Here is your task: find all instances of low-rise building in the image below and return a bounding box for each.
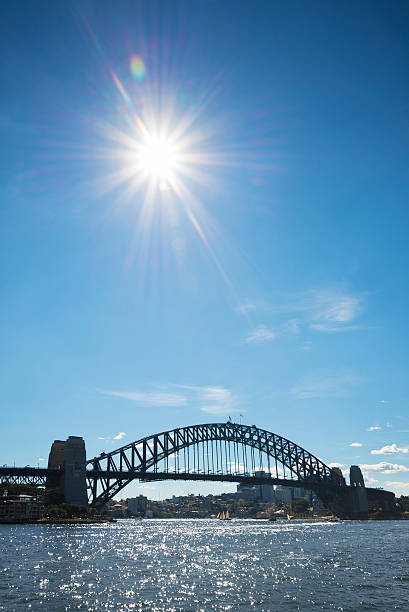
[107,501,127,518]
[0,494,43,523]
[236,484,258,500]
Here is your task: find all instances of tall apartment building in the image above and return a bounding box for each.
[126,495,147,516]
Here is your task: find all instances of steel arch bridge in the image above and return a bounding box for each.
[86,422,342,507]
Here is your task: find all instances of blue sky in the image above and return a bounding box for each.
[1,0,409,500]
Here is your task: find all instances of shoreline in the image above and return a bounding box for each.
[1,515,408,525]
[0,517,116,525]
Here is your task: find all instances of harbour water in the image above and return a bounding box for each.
[0,519,408,611]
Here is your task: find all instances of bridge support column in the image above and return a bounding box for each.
[48,436,87,506]
[348,465,369,519]
[61,436,87,506]
[316,465,369,519]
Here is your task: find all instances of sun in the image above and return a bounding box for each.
[137,134,180,186]
[97,67,236,274]
[91,67,239,299]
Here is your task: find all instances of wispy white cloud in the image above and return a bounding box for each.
[368,425,381,431]
[309,323,363,333]
[281,319,300,335]
[201,404,232,415]
[244,319,300,345]
[371,444,409,455]
[244,325,276,344]
[137,484,155,490]
[267,287,366,332]
[328,462,345,469]
[240,287,366,345]
[385,481,409,495]
[175,384,230,403]
[97,432,126,443]
[359,462,409,474]
[349,442,362,447]
[365,477,379,486]
[174,384,240,417]
[314,293,362,323]
[291,372,363,400]
[237,302,257,315]
[307,289,365,332]
[38,458,45,462]
[98,383,241,419]
[99,389,188,407]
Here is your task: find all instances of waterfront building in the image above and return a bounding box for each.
[274,485,313,505]
[236,473,275,502]
[236,484,258,500]
[108,502,126,518]
[105,498,128,518]
[126,495,147,516]
[0,494,43,523]
[274,485,292,504]
[254,471,275,502]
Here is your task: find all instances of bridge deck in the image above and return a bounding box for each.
[1,466,337,490]
[86,470,335,489]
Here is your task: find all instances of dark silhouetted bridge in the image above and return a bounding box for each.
[0,422,396,519]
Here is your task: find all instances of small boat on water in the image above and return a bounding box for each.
[218,510,232,521]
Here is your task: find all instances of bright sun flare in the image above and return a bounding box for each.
[94,63,244,302]
[137,134,181,187]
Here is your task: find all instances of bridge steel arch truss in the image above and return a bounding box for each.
[86,422,340,507]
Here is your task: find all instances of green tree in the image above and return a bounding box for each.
[0,483,39,498]
[42,488,65,506]
[45,504,67,519]
[398,496,409,512]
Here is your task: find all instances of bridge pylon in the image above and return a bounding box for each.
[47,436,87,506]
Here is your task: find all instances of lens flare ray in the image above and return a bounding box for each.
[76,21,278,310]
[93,65,242,298]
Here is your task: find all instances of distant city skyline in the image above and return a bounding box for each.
[1,1,409,499]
